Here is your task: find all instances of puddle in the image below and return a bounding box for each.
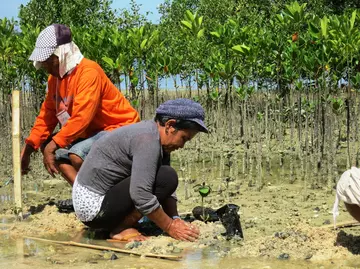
[0,235,328,269]
[0,233,359,269]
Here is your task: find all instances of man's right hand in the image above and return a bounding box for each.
[43,140,59,177]
[20,144,34,175]
[167,218,200,241]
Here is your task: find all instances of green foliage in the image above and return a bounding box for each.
[2,0,360,108]
[18,0,116,29]
[180,10,205,38]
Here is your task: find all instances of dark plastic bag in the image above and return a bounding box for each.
[56,198,74,213]
[216,204,244,240]
[192,203,244,240]
[192,206,219,222]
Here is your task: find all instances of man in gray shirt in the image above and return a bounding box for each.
[72,98,208,241]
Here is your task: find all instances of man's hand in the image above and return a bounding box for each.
[147,207,199,241]
[21,144,35,175]
[43,140,59,177]
[167,218,200,241]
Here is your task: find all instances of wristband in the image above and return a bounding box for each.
[172,216,181,220]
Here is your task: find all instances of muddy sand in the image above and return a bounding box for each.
[1,175,360,268]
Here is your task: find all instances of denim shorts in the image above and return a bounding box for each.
[42,131,107,161]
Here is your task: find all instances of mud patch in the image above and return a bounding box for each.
[0,205,84,237]
[229,222,356,262]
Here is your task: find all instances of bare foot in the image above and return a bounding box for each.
[110,228,148,242]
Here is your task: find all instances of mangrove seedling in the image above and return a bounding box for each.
[194,182,212,222]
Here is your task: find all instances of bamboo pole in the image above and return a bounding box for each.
[24,236,182,261]
[12,90,22,219]
[321,220,360,230]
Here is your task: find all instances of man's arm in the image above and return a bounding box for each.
[161,197,179,218]
[25,80,58,150]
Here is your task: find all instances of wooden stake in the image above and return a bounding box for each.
[106,239,128,243]
[321,220,360,229]
[12,90,22,219]
[24,236,182,261]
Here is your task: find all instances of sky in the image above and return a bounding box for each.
[0,0,163,23]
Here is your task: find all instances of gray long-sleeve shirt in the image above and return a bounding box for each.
[76,120,173,215]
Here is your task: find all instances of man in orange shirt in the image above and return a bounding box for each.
[21,24,140,186]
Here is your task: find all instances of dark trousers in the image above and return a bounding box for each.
[84,165,178,231]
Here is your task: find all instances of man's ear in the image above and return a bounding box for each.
[165,119,177,134]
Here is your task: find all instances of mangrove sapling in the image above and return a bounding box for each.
[303,95,313,184]
[326,98,339,188]
[224,151,235,202]
[255,113,264,190]
[242,143,247,175]
[193,182,212,222]
[314,91,322,177]
[219,152,225,184]
[264,93,271,174]
[326,110,335,190]
[296,93,305,182]
[350,98,357,167]
[233,152,240,186]
[248,147,254,187]
[289,97,295,184]
[256,140,264,191]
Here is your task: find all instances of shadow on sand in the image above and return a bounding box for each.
[336,230,360,254]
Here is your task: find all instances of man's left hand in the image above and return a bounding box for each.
[43,140,60,177]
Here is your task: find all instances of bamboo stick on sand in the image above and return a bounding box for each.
[24,236,182,261]
[321,220,360,229]
[12,90,22,219]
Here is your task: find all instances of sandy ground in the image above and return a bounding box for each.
[1,176,360,267]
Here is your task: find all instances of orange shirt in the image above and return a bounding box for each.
[26,58,140,149]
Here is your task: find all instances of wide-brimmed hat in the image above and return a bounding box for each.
[155,98,209,133]
[29,24,72,62]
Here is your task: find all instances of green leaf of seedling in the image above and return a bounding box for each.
[232,44,250,55]
[320,16,328,39]
[139,26,144,37]
[350,10,356,31]
[199,186,211,197]
[276,14,285,24]
[102,56,115,68]
[197,28,205,39]
[210,31,220,38]
[181,20,192,30]
[229,19,237,26]
[198,16,203,27]
[140,39,148,50]
[308,22,319,38]
[185,10,195,22]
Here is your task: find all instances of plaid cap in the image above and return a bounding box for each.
[156,98,209,133]
[29,24,72,62]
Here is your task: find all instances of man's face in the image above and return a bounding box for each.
[40,55,60,77]
[162,120,198,153]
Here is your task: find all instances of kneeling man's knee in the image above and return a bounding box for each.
[157,165,178,190]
